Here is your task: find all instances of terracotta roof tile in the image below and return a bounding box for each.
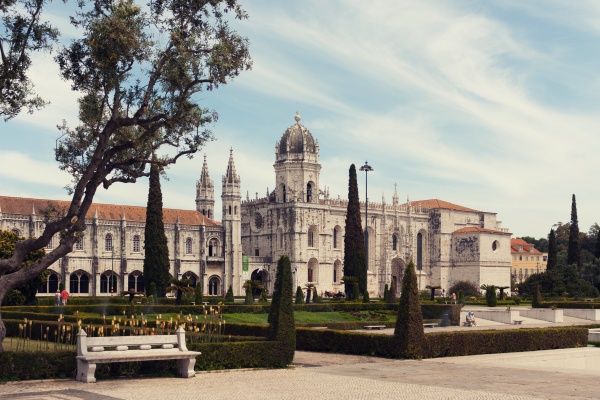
[453,227,509,235]
[0,196,217,226]
[411,199,480,212]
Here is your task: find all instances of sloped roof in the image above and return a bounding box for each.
[453,227,510,235]
[411,199,480,213]
[510,238,541,254]
[0,196,217,226]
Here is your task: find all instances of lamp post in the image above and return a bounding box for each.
[359,161,373,271]
[110,245,115,295]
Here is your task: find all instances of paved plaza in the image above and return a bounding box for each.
[2,307,599,400]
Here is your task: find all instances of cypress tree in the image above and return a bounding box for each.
[595,231,600,259]
[194,285,203,305]
[344,164,367,294]
[267,255,295,365]
[387,279,397,304]
[295,286,304,304]
[394,260,426,359]
[143,162,170,298]
[547,228,557,271]
[567,194,582,267]
[383,283,389,302]
[362,290,370,303]
[532,283,542,308]
[224,285,234,303]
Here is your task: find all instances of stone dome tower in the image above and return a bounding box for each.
[274,112,321,203]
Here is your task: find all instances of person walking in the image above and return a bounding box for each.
[451,292,457,304]
[61,288,69,306]
[55,290,61,306]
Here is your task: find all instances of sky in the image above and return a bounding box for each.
[2,0,600,239]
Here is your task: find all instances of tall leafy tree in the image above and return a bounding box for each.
[143,162,171,298]
[0,0,251,350]
[394,260,425,359]
[567,194,582,267]
[343,164,366,294]
[0,0,59,120]
[547,228,557,271]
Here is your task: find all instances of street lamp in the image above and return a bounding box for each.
[359,161,373,271]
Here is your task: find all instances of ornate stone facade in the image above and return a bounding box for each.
[1,113,512,298]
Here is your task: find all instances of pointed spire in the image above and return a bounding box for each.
[382,192,386,204]
[393,183,399,205]
[94,208,98,219]
[31,204,36,215]
[199,154,212,188]
[224,147,239,184]
[246,191,250,201]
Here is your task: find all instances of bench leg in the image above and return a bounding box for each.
[177,357,196,378]
[77,360,97,383]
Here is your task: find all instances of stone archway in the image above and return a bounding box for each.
[251,269,267,297]
[391,257,405,295]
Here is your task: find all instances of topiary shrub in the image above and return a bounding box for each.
[394,260,425,359]
[532,283,542,308]
[267,255,295,365]
[458,290,465,305]
[295,286,304,304]
[244,282,254,305]
[259,289,268,303]
[363,290,370,303]
[353,284,360,303]
[312,288,323,304]
[387,279,397,304]
[383,284,389,302]
[225,285,234,303]
[195,286,203,305]
[483,284,497,307]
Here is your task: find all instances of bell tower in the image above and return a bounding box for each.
[221,148,242,295]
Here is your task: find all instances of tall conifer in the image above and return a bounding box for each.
[344,164,367,294]
[595,231,600,259]
[143,162,171,298]
[394,260,425,359]
[267,255,295,366]
[567,194,582,267]
[547,228,557,271]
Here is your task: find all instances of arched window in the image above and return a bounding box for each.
[128,271,144,292]
[333,260,341,283]
[234,205,237,215]
[208,276,220,296]
[308,230,314,247]
[208,209,212,219]
[228,205,232,215]
[182,271,198,286]
[392,234,397,251]
[416,232,423,270]
[208,238,220,257]
[307,258,318,283]
[100,271,118,293]
[132,235,140,252]
[278,229,284,249]
[306,183,313,202]
[105,233,113,252]
[70,271,90,294]
[333,228,338,249]
[185,237,193,255]
[281,184,286,203]
[39,271,60,293]
[75,236,84,251]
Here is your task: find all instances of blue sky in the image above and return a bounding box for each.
[2,0,600,239]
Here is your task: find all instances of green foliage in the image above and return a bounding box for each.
[259,289,267,303]
[387,279,397,304]
[304,283,313,304]
[296,327,587,359]
[244,283,254,305]
[165,279,195,305]
[312,288,323,304]
[448,281,480,297]
[521,264,600,298]
[295,286,304,304]
[394,260,425,359]
[363,290,370,303]
[195,286,203,305]
[458,290,465,305]
[532,283,542,308]
[143,163,171,298]
[343,164,366,294]
[267,256,295,365]
[352,285,360,303]
[482,284,497,307]
[383,284,389,302]
[341,276,358,301]
[224,285,234,303]
[547,228,558,271]
[0,230,47,306]
[567,194,582,267]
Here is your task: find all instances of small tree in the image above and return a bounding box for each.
[383,283,389,302]
[224,285,234,303]
[304,283,314,304]
[363,290,370,303]
[267,256,295,366]
[458,290,465,305]
[244,281,254,305]
[532,283,542,308]
[312,287,323,303]
[148,282,157,305]
[448,281,480,297]
[343,164,366,294]
[547,229,558,271]
[166,279,195,305]
[295,286,304,304]
[194,286,203,305]
[387,279,397,304]
[481,284,497,307]
[259,289,268,303]
[394,260,426,359]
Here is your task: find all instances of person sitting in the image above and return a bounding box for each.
[466,311,477,327]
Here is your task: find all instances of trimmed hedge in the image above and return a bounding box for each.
[0,340,288,382]
[296,326,588,359]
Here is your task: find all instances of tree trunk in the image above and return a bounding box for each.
[0,311,5,351]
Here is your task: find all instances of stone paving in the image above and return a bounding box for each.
[2,308,599,400]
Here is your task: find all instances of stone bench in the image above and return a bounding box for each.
[513,320,523,325]
[423,323,438,328]
[76,326,200,383]
[363,325,386,330]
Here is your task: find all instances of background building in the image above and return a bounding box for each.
[511,238,548,284]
